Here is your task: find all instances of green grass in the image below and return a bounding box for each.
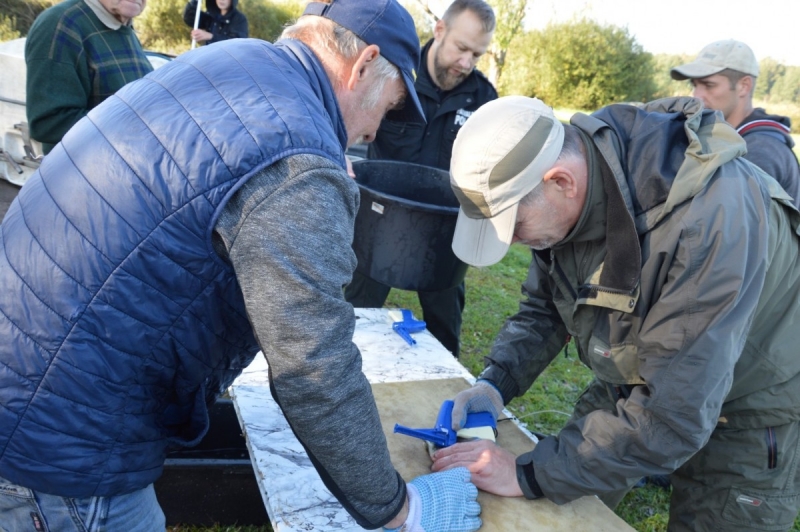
[175,243,800,532]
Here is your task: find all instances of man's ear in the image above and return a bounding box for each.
[737,75,754,98]
[433,19,446,41]
[542,165,579,199]
[346,44,381,91]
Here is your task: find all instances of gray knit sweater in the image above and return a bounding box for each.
[213,153,406,528]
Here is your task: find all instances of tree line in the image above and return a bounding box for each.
[2,0,799,124]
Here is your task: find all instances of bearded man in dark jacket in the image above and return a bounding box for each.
[346,0,498,359]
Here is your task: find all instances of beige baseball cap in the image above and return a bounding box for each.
[671,39,759,80]
[450,96,564,267]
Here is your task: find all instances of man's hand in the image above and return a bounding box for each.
[383,467,481,532]
[451,379,504,430]
[191,29,213,43]
[432,440,524,498]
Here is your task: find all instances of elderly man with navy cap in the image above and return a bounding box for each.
[0,1,481,531]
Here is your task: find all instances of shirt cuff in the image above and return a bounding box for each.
[516,452,545,500]
[478,365,518,404]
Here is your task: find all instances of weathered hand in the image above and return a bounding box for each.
[432,439,524,498]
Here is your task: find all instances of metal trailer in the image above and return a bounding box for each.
[0,38,173,187]
[0,38,42,187]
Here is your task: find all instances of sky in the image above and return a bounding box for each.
[409,0,800,67]
[524,0,800,66]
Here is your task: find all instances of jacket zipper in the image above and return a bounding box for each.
[766,426,777,469]
[553,259,578,300]
[587,285,637,296]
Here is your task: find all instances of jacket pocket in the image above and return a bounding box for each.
[721,487,800,530]
[380,119,421,138]
[373,120,422,161]
[587,336,643,384]
[162,382,211,447]
[439,125,460,167]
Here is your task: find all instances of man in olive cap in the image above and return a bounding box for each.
[671,39,800,208]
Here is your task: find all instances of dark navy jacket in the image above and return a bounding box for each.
[367,39,497,170]
[736,108,800,209]
[183,0,249,44]
[0,38,346,497]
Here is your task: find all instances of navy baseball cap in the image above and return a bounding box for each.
[303,0,426,124]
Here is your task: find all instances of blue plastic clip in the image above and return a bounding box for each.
[392,309,426,346]
[393,400,497,449]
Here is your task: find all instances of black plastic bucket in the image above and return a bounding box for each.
[352,160,467,291]
[154,399,269,526]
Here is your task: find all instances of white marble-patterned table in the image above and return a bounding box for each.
[230,307,638,532]
[230,307,500,531]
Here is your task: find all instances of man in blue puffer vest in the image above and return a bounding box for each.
[0,1,482,531]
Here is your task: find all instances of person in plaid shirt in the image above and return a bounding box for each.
[25,0,153,155]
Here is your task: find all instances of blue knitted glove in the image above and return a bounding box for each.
[451,379,504,430]
[383,467,481,532]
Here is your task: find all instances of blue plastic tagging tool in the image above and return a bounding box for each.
[393,400,497,448]
[391,308,426,346]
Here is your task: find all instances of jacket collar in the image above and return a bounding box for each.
[555,133,607,246]
[84,0,128,29]
[566,97,748,312]
[741,107,792,130]
[569,128,641,312]
[275,39,349,158]
[574,97,745,228]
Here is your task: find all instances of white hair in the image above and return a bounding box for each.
[281,15,400,102]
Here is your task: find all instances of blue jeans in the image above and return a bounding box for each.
[0,476,165,532]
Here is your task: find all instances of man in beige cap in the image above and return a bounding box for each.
[671,39,800,208]
[429,95,800,531]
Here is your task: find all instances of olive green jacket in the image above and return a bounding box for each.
[481,97,800,503]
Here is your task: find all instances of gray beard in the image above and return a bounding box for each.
[433,54,467,91]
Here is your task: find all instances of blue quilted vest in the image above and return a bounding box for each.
[0,38,347,497]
